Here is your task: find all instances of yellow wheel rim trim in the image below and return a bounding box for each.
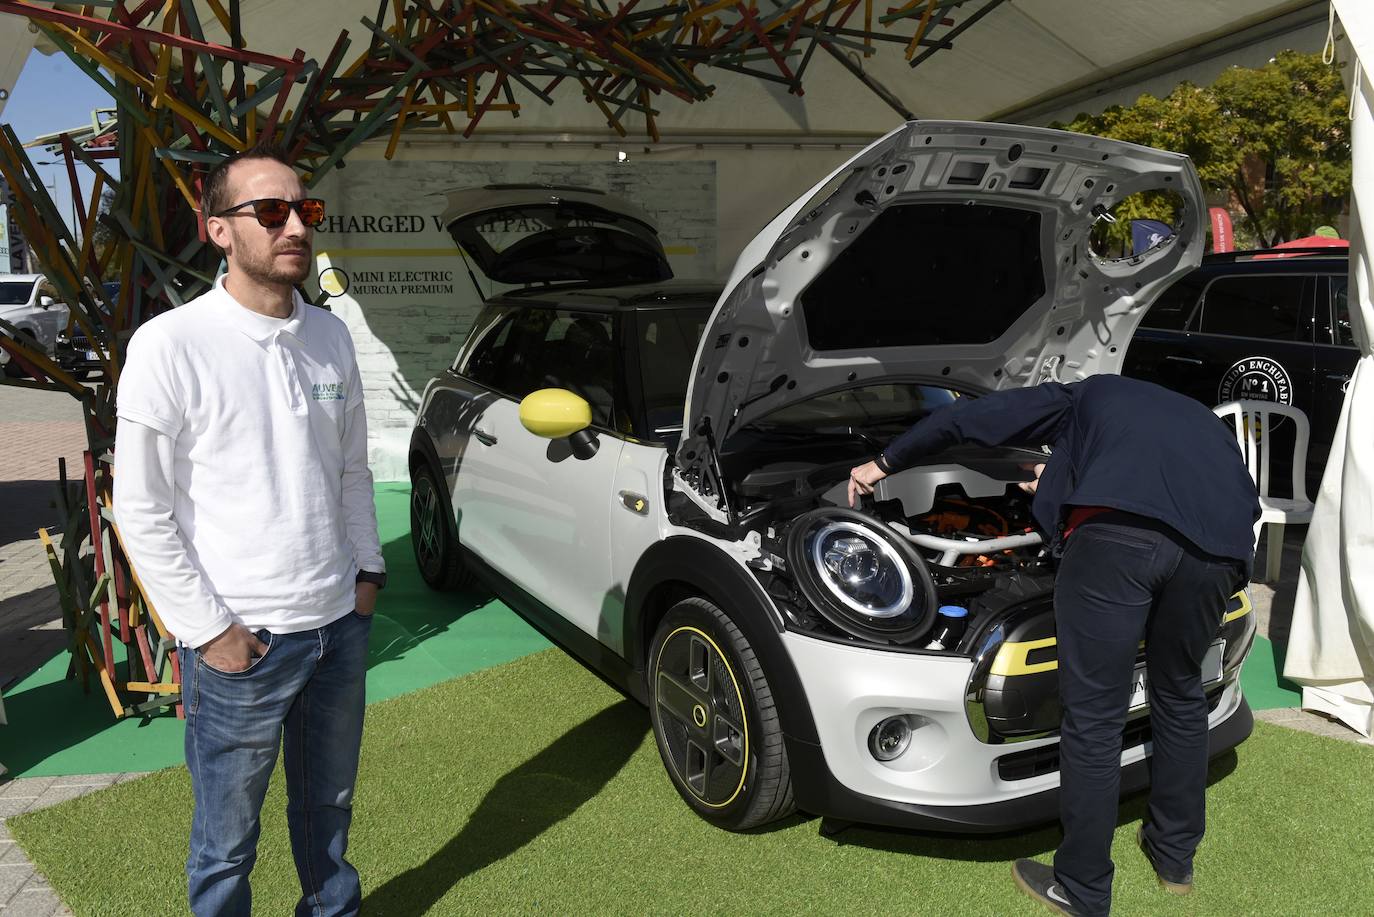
[656,625,750,809]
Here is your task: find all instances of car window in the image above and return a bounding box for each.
[1138,277,1201,331]
[1197,275,1310,341]
[460,308,518,390]
[539,311,617,428]
[1330,277,1356,348]
[0,282,33,306]
[637,308,707,439]
[460,306,617,428]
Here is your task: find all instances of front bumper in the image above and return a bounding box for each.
[778,629,1253,833]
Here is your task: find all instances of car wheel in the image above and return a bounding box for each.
[409,461,473,591]
[648,596,795,830]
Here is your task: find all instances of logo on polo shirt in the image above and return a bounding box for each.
[312,382,347,401]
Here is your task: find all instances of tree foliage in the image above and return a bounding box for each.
[1053,51,1350,248]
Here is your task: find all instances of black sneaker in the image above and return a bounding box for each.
[1136,825,1193,895]
[1011,859,1083,915]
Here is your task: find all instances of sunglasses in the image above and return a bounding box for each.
[213,197,326,228]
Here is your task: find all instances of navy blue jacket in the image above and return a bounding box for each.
[881,375,1260,565]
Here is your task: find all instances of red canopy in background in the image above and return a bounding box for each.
[1253,235,1349,258]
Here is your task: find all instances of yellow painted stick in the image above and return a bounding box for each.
[81,631,125,717]
[124,681,181,694]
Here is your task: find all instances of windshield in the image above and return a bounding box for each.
[738,381,962,439]
[0,282,34,306]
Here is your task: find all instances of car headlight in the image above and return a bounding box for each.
[786,508,937,644]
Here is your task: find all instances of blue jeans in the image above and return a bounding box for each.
[178,610,372,917]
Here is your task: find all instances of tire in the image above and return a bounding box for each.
[409,461,473,591]
[647,596,795,830]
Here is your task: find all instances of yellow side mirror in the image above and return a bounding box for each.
[519,388,592,439]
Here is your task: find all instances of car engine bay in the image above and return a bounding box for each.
[673,445,1059,655]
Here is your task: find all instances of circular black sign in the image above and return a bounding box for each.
[1217,356,1293,406]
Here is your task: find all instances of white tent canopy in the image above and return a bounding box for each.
[1283,0,1374,736]
[181,0,1329,137]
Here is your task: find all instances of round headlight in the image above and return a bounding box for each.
[812,523,913,618]
[786,508,938,643]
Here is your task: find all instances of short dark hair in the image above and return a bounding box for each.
[201,143,295,219]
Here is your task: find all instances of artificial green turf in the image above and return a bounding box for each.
[0,483,549,777]
[11,649,1372,916]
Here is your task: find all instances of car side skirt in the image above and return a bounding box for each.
[462,546,650,706]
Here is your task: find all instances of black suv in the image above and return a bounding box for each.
[1123,250,1355,486]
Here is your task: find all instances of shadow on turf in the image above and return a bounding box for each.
[361,699,648,916]
[826,749,1240,861]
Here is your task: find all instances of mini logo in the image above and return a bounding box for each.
[312,381,347,401]
[1218,356,1293,406]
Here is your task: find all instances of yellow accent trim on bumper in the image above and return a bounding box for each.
[990,636,1058,677]
[1223,590,1252,623]
[988,591,1250,678]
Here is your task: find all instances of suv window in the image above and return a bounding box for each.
[1197,274,1310,341]
[1138,277,1201,331]
[636,308,707,440]
[1329,277,1357,348]
[460,307,617,427]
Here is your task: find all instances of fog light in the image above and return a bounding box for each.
[868,716,912,761]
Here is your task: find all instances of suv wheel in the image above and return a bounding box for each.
[409,462,473,591]
[647,597,794,830]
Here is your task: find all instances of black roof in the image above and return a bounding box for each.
[497,279,722,312]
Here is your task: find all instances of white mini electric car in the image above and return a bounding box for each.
[410,121,1256,832]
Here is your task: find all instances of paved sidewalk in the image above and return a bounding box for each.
[0,385,89,693]
[0,774,145,916]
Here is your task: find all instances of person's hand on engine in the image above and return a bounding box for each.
[848,460,889,507]
[1018,463,1046,495]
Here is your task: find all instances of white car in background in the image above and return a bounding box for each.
[0,273,70,378]
[409,122,1257,832]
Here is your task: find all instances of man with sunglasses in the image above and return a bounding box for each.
[114,145,383,917]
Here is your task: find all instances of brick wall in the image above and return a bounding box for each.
[309,160,716,480]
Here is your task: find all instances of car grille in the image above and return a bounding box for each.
[995,688,1225,782]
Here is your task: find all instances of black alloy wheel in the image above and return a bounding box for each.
[409,462,472,591]
[647,597,794,830]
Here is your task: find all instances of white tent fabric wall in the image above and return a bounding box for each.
[1283,0,1374,737]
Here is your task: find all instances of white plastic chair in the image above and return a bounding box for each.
[1212,400,1315,582]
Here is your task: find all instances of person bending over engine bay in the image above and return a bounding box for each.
[848,374,1259,917]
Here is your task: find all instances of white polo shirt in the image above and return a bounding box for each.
[113,278,383,646]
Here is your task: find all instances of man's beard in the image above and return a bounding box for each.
[234,234,312,285]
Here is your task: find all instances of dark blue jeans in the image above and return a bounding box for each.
[178,610,372,917]
[1051,518,1244,916]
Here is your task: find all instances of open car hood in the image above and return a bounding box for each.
[440,184,672,286]
[675,120,1206,505]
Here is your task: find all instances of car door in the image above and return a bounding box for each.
[1312,275,1362,465]
[1121,274,1206,389]
[451,304,626,641]
[1191,272,1317,415]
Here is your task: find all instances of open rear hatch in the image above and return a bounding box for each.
[440,184,672,286]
